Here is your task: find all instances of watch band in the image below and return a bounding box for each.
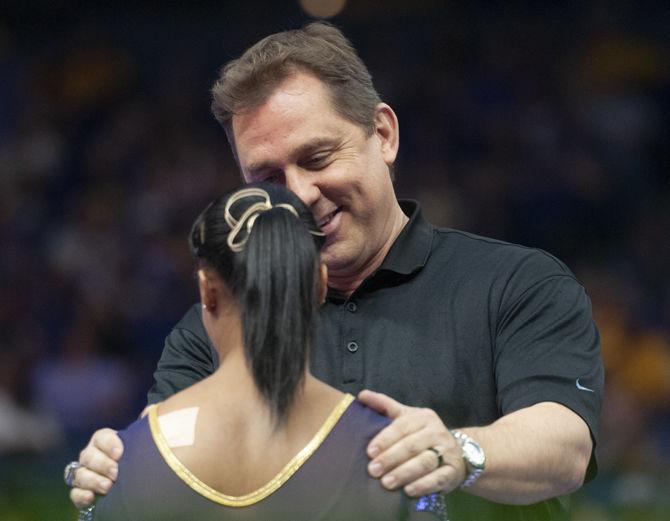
[450,430,486,488]
[77,505,96,521]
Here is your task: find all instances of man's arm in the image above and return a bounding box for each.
[361,257,603,504]
[360,391,591,504]
[146,304,218,404]
[68,304,215,508]
[457,402,591,503]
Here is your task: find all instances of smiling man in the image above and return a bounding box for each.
[230,71,407,294]
[67,22,603,521]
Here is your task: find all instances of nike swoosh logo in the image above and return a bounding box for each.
[575,378,594,392]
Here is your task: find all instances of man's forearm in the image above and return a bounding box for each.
[462,401,592,505]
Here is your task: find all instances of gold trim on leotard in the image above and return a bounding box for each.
[147,393,355,507]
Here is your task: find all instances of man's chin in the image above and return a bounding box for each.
[321,241,360,276]
[321,248,338,272]
[321,243,346,272]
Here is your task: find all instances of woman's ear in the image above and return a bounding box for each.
[198,268,218,313]
[318,263,328,305]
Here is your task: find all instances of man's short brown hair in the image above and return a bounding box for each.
[211,22,382,156]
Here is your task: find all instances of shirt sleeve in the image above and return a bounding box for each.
[146,304,218,404]
[493,251,604,480]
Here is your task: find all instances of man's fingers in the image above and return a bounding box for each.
[71,466,114,495]
[70,488,95,509]
[91,428,123,460]
[79,446,119,482]
[366,406,437,459]
[376,442,465,492]
[403,464,464,497]
[368,429,434,478]
[357,390,405,418]
[68,427,123,509]
[377,446,440,490]
[362,401,468,496]
[78,428,122,482]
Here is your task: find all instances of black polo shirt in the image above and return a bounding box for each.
[148,200,603,521]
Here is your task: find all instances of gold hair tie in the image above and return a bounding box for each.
[224,187,324,252]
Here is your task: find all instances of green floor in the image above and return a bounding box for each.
[1,452,77,520]
[2,451,668,520]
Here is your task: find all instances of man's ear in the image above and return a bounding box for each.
[198,268,218,312]
[318,263,328,305]
[373,103,399,166]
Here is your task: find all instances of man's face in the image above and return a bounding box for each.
[231,71,399,278]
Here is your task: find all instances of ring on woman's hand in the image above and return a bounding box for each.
[64,461,82,487]
[427,447,444,468]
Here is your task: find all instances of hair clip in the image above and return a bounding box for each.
[223,187,324,252]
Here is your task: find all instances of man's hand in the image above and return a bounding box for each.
[360,391,594,505]
[358,390,465,497]
[69,428,124,508]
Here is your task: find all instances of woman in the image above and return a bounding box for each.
[93,184,445,520]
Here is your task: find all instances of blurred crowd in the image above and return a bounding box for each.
[1,1,669,518]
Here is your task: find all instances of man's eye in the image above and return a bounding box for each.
[304,155,329,169]
[261,172,282,183]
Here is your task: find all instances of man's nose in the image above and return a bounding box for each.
[284,169,320,207]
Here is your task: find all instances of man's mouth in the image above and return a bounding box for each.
[316,208,342,234]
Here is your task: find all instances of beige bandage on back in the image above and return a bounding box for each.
[157,407,199,448]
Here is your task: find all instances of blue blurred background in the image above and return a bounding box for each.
[1,1,669,519]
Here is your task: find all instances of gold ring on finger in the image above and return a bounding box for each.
[427,447,445,468]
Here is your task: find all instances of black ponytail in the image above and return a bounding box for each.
[190,183,324,424]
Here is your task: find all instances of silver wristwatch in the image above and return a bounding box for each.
[450,430,486,488]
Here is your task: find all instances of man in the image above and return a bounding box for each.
[67,22,602,520]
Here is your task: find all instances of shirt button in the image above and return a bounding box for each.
[347,341,359,353]
[346,302,357,313]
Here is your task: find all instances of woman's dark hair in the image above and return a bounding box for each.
[189,182,325,424]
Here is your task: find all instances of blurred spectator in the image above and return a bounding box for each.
[30,309,136,441]
[0,350,63,453]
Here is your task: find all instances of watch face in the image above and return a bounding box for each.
[463,440,486,468]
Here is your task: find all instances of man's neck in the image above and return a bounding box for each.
[328,205,409,297]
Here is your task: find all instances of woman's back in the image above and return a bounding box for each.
[146,353,345,496]
[94,395,446,520]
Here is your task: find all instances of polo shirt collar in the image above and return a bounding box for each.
[377,200,433,275]
[326,200,434,300]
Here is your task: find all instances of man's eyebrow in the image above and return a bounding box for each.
[294,137,340,158]
[246,160,277,176]
[246,137,340,174]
